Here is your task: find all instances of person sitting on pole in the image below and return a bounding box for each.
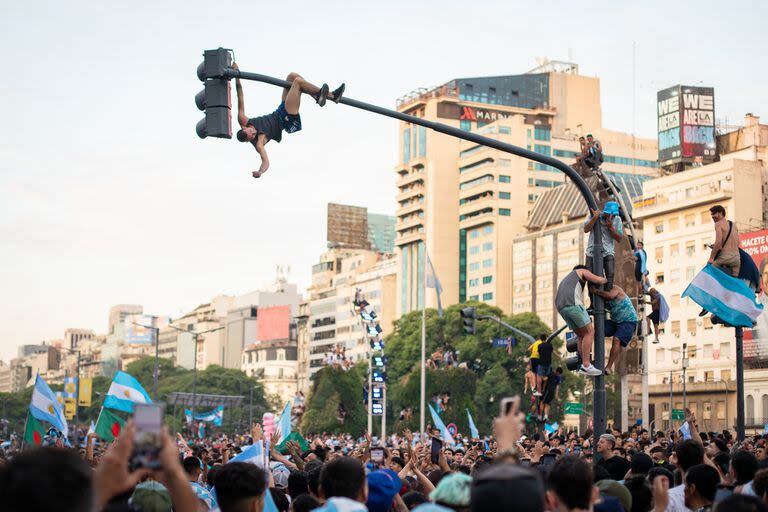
[233,63,345,179]
[584,201,623,300]
[583,133,604,169]
[589,284,639,375]
[555,265,608,377]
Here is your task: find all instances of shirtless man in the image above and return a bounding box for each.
[233,63,344,178]
[707,204,740,277]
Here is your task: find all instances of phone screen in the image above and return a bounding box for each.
[131,403,164,469]
[370,447,384,463]
[430,437,443,464]
[540,453,557,468]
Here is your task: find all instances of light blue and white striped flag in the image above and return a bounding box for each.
[229,440,269,469]
[276,401,292,439]
[544,422,559,435]
[428,403,454,445]
[29,374,69,436]
[467,409,479,439]
[426,252,444,318]
[103,371,152,413]
[682,264,763,327]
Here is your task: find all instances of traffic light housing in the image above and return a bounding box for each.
[565,331,581,371]
[195,48,233,139]
[461,307,477,335]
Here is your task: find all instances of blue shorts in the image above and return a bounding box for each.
[276,101,302,134]
[536,364,551,377]
[605,320,637,347]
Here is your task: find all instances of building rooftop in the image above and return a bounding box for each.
[526,172,650,230]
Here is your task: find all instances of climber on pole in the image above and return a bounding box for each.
[233,63,345,178]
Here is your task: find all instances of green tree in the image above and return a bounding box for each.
[302,364,367,435]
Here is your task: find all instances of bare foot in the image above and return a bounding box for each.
[252,171,263,178]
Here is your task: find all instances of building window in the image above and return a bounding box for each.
[418,126,427,157]
[499,191,511,199]
[685,214,695,227]
[402,127,411,163]
[671,321,680,337]
[686,241,695,257]
[528,194,538,202]
[483,225,493,235]
[669,217,679,231]
[722,369,731,381]
[499,175,511,183]
[498,158,511,167]
[534,127,551,141]
[483,275,493,284]
[483,242,493,251]
[534,144,551,156]
[655,222,664,233]
[469,278,479,287]
[655,348,665,364]
[687,319,697,335]
[704,344,713,358]
[701,210,711,223]
[686,266,695,280]
[499,208,511,216]
[459,229,467,302]
[721,342,731,358]
[469,262,480,271]
[469,295,479,301]
[656,273,664,284]
[655,247,664,262]
[482,259,493,268]
[499,126,511,134]
[670,268,681,283]
[469,246,480,255]
[470,229,480,239]
[483,292,493,300]
[669,244,679,258]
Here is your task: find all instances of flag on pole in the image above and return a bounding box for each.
[29,375,68,436]
[427,404,454,444]
[276,402,292,439]
[544,422,559,435]
[184,406,224,426]
[23,412,46,446]
[426,252,444,317]
[87,421,96,435]
[682,264,763,327]
[103,371,152,413]
[229,440,269,469]
[63,377,78,399]
[467,409,479,439]
[94,407,127,442]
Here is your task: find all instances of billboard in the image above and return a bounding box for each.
[125,315,169,344]
[740,230,768,367]
[657,85,716,166]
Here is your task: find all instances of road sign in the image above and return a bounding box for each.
[672,409,685,421]
[564,402,583,415]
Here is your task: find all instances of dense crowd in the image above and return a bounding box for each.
[2,400,768,512]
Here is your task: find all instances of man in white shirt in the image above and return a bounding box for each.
[665,440,705,512]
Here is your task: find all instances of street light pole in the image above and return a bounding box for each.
[736,326,745,441]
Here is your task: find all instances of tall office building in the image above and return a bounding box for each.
[395,61,658,316]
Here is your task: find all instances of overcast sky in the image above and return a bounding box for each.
[1,1,766,361]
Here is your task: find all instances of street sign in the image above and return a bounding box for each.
[672,409,685,421]
[564,402,583,415]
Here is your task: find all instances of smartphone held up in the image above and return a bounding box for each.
[130,403,164,469]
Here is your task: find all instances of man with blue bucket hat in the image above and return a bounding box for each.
[583,201,624,298]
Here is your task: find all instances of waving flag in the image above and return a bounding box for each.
[185,406,224,426]
[426,252,444,317]
[276,402,292,439]
[229,440,269,469]
[29,375,68,436]
[467,409,479,439]
[683,264,763,327]
[23,412,46,446]
[428,403,455,445]
[190,481,217,509]
[544,422,559,435]
[103,371,152,413]
[94,407,126,442]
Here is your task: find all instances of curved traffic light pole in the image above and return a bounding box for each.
[225,68,609,441]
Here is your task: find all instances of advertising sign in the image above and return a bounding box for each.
[657,85,716,166]
[125,315,168,344]
[740,230,768,366]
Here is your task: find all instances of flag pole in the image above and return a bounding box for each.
[21,411,29,450]
[420,246,427,436]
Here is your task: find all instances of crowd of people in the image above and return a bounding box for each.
[4,398,768,512]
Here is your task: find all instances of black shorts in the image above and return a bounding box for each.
[635,268,643,281]
[542,389,555,404]
[530,358,539,374]
[649,310,660,323]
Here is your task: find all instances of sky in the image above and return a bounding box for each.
[1,1,766,361]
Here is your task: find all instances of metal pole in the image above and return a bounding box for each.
[641,299,649,429]
[682,343,688,413]
[153,320,159,401]
[192,333,199,427]
[228,66,605,438]
[669,369,673,432]
[249,387,253,427]
[736,327,745,441]
[381,385,386,439]
[477,315,537,344]
[74,351,81,447]
[367,363,373,434]
[420,247,427,436]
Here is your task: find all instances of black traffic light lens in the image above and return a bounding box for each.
[565,355,581,372]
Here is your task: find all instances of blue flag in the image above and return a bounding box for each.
[29,375,68,436]
[103,371,152,413]
[277,402,292,439]
[683,264,763,327]
[467,409,479,439]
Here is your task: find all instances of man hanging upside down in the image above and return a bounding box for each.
[233,63,345,178]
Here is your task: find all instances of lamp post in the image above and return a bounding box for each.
[168,323,224,424]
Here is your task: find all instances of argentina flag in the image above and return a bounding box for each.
[682,264,763,327]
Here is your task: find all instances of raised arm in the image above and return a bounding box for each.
[233,63,248,128]
[584,209,600,233]
[576,268,608,285]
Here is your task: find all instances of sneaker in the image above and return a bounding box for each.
[543,415,549,422]
[581,364,602,377]
[331,83,345,103]
[652,338,660,344]
[698,308,708,317]
[316,83,329,107]
[533,391,542,397]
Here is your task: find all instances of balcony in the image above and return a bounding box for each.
[396,231,424,246]
[396,185,424,203]
[396,215,423,232]
[459,196,495,216]
[396,172,425,188]
[397,200,424,217]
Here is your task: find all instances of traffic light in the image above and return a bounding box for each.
[564,331,581,371]
[195,48,233,139]
[461,307,477,335]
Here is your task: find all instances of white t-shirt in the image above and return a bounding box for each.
[665,484,692,512]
